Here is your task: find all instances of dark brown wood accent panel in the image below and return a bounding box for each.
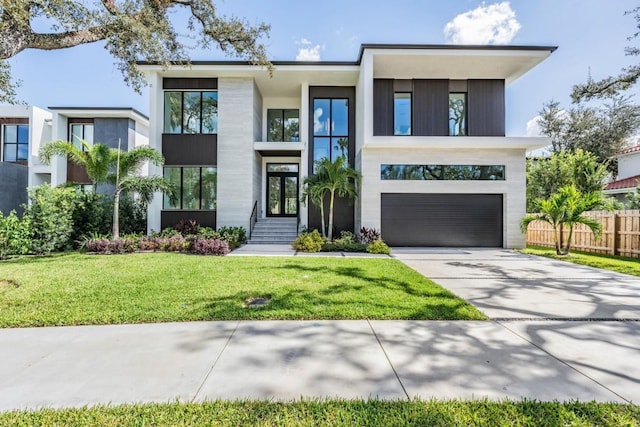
[308,193,354,237]
[468,79,505,136]
[307,86,356,233]
[0,118,28,125]
[381,193,503,247]
[162,134,217,165]
[413,79,449,136]
[373,79,394,136]
[66,160,91,184]
[68,118,94,124]
[162,78,218,90]
[161,210,216,229]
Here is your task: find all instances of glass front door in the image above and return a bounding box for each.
[267,167,298,217]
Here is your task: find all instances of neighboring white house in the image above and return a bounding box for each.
[605,145,640,205]
[138,43,556,248]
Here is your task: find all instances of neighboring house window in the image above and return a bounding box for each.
[70,123,94,151]
[449,93,467,136]
[313,98,348,172]
[163,166,217,210]
[381,164,505,180]
[2,124,28,163]
[394,93,412,136]
[267,109,299,142]
[164,91,218,134]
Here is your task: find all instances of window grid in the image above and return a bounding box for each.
[312,98,349,172]
[163,166,217,210]
[2,124,29,163]
[164,91,218,134]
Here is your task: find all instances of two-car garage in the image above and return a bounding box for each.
[381,193,503,247]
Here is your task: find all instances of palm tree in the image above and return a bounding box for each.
[521,185,603,255]
[306,157,360,241]
[301,173,328,237]
[40,140,175,239]
[39,139,112,191]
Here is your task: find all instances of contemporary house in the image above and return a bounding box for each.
[138,44,555,247]
[605,144,640,205]
[0,105,51,215]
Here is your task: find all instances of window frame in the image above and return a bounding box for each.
[2,124,29,164]
[448,92,468,136]
[312,98,349,171]
[163,91,218,135]
[267,109,300,142]
[393,92,412,136]
[163,166,217,210]
[69,122,94,152]
[380,164,506,181]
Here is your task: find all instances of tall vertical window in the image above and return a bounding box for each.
[313,98,348,172]
[163,166,217,210]
[164,91,218,134]
[267,109,299,142]
[449,93,467,136]
[70,123,94,151]
[2,124,29,163]
[394,93,411,135]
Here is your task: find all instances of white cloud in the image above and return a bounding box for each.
[525,115,542,137]
[295,39,324,61]
[444,2,521,44]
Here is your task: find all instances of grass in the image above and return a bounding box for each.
[524,245,640,277]
[0,253,485,327]
[0,399,637,426]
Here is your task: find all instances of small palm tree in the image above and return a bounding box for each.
[521,185,603,255]
[301,173,328,237]
[303,157,360,241]
[39,139,112,191]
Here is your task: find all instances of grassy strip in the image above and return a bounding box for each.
[523,246,640,277]
[0,253,485,327]
[0,399,638,427]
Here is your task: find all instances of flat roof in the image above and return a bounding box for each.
[48,107,149,121]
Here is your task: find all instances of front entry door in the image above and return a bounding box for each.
[267,172,298,217]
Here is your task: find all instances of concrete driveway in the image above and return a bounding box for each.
[392,248,640,319]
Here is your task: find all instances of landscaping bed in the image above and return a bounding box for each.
[523,246,640,277]
[0,399,637,426]
[0,253,485,327]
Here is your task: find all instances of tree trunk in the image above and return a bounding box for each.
[562,225,574,255]
[112,190,120,240]
[319,198,326,238]
[328,190,335,241]
[553,224,562,255]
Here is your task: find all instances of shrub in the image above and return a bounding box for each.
[358,227,381,245]
[118,194,148,235]
[25,185,76,254]
[137,236,161,251]
[292,230,324,252]
[196,226,220,239]
[174,219,199,235]
[159,234,188,252]
[69,191,111,246]
[367,239,391,255]
[86,238,110,254]
[217,226,247,249]
[192,238,230,256]
[0,211,32,259]
[154,227,181,238]
[321,241,367,252]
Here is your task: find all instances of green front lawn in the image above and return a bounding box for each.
[524,246,640,277]
[0,253,485,327]
[1,400,637,427]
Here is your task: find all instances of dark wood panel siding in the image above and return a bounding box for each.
[413,79,449,136]
[373,79,394,136]
[381,193,503,247]
[307,86,356,233]
[468,79,505,136]
[162,78,218,90]
[68,118,94,124]
[161,210,216,229]
[307,193,355,238]
[162,134,217,165]
[66,160,91,184]
[0,118,28,125]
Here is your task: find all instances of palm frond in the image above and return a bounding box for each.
[118,146,165,176]
[119,175,176,205]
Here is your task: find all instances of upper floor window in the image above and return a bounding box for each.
[267,109,299,142]
[381,164,505,181]
[449,93,467,136]
[70,123,94,151]
[2,124,28,163]
[164,91,218,134]
[394,93,411,135]
[313,98,349,173]
[163,166,217,210]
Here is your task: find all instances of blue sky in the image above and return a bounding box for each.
[7,0,640,135]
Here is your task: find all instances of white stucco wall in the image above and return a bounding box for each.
[618,152,640,180]
[216,78,258,230]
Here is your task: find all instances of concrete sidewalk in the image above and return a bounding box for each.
[1,319,638,411]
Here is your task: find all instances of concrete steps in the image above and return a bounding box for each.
[248,218,298,244]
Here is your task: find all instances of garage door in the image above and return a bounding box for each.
[381,193,503,247]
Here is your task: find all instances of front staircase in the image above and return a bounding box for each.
[248,217,298,244]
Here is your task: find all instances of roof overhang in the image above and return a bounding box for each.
[48,107,149,124]
[365,136,551,150]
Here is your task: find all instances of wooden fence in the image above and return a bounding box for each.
[526,210,640,258]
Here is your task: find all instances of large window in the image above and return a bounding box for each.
[267,109,299,142]
[394,93,411,135]
[449,93,467,136]
[2,124,28,163]
[381,164,505,181]
[164,91,218,134]
[70,123,94,151]
[163,167,217,210]
[313,98,348,172]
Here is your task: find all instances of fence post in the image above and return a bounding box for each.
[612,212,619,256]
